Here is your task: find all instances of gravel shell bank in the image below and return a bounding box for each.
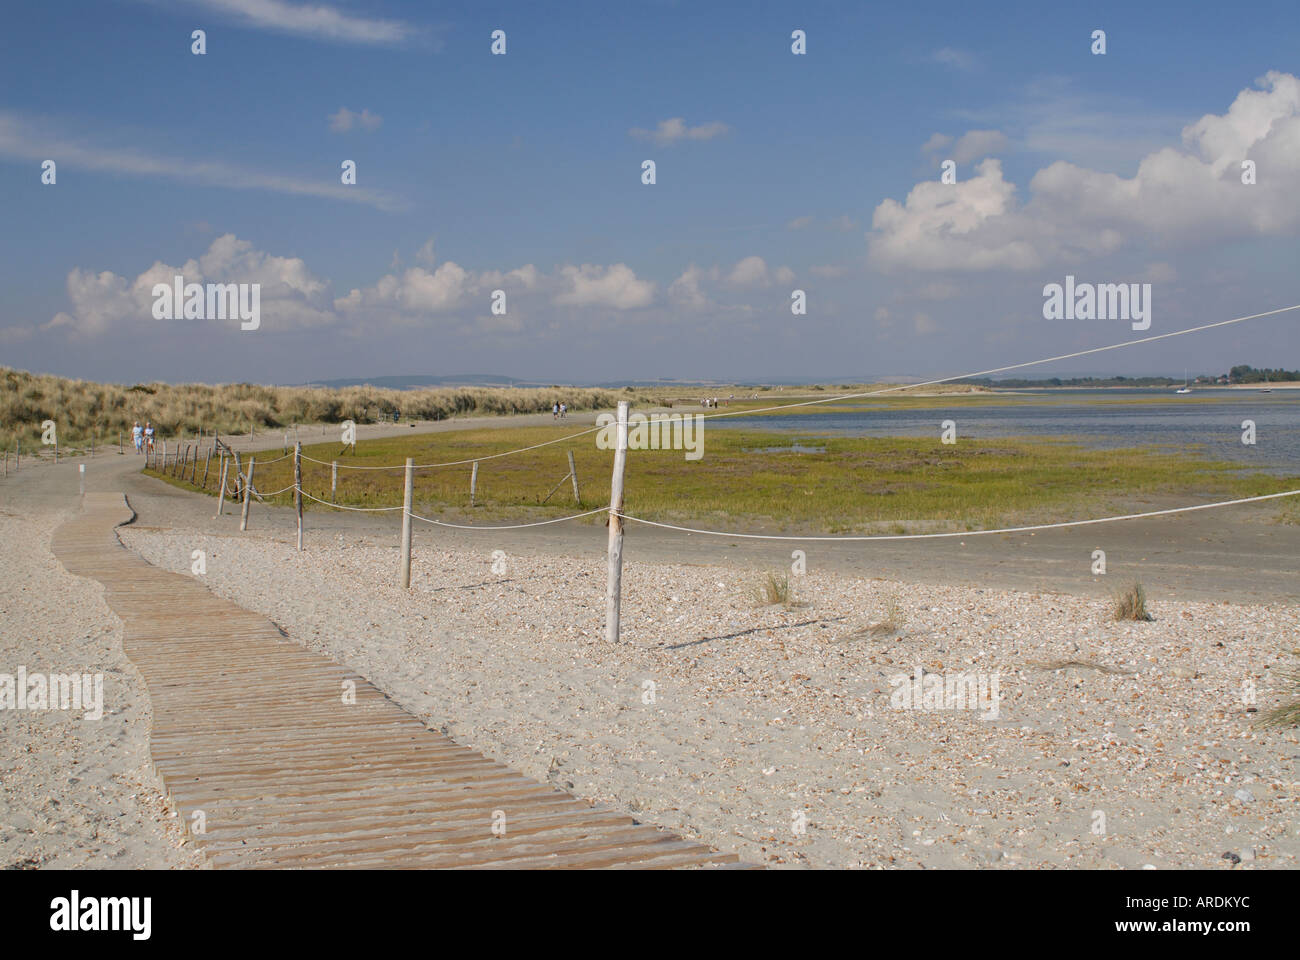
[120,525,1300,869]
[0,511,206,869]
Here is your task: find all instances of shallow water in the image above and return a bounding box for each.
[714,389,1300,474]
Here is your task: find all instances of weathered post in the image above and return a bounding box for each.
[400,457,414,588]
[568,450,580,504]
[331,460,338,496]
[605,401,629,644]
[202,448,212,489]
[214,456,228,516]
[470,461,478,507]
[240,456,256,532]
[294,442,303,552]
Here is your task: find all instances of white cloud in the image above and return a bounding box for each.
[668,265,711,310]
[329,107,383,133]
[722,255,794,289]
[922,129,1008,164]
[869,72,1300,272]
[921,133,953,153]
[553,264,654,309]
[629,117,730,146]
[786,215,815,230]
[0,112,402,211]
[46,234,333,337]
[335,262,469,315]
[185,0,416,46]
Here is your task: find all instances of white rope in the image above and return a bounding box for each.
[286,301,1300,471]
[691,302,1300,423]
[614,489,1300,541]
[408,506,610,530]
[256,484,298,498]
[297,488,404,512]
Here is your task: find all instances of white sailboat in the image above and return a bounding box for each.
[1261,371,1271,393]
[1175,369,1192,394]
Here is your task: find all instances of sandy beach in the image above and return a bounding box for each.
[3,439,1296,869]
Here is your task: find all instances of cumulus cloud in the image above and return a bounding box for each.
[723,256,794,289]
[329,107,383,133]
[46,234,333,337]
[869,72,1300,271]
[629,117,730,146]
[553,264,654,308]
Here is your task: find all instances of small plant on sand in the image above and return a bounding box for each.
[842,593,905,641]
[754,571,796,608]
[1258,652,1300,729]
[1112,581,1153,621]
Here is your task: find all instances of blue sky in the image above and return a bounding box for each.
[1,0,1298,384]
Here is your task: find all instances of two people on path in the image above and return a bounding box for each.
[552,402,567,420]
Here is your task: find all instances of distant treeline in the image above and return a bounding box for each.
[0,367,642,450]
[961,364,1298,389]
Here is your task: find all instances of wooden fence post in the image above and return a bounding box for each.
[470,461,478,507]
[294,442,303,551]
[331,460,337,496]
[400,457,414,588]
[568,450,580,503]
[214,457,228,516]
[119,430,123,455]
[233,451,244,500]
[202,448,212,489]
[162,440,167,472]
[240,456,256,532]
[604,401,629,644]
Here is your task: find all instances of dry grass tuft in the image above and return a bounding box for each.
[1112,581,1153,622]
[753,571,798,608]
[1257,652,1300,729]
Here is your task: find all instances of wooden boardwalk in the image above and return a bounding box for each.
[51,493,743,869]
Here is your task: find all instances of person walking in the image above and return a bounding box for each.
[552,402,559,420]
[559,402,567,419]
[144,422,155,454]
[131,421,143,454]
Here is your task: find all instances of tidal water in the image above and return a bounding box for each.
[713,389,1300,474]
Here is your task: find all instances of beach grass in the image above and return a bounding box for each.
[144,423,1300,535]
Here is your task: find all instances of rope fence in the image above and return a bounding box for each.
[117,301,1300,642]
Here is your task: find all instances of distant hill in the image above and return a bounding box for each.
[301,373,860,390]
[300,374,528,389]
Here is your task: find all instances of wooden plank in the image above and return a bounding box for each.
[48,493,744,870]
